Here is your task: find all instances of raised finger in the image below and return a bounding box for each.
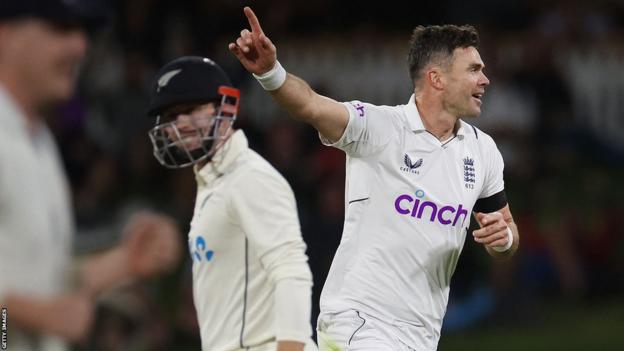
[241,29,253,44]
[236,37,249,53]
[244,7,264,35]
[228,43,244,58]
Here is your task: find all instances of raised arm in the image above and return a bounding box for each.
[228,7,348,142]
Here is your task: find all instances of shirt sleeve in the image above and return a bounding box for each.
[479,136,505,199]
[274,278,313,342]
[319,100,399,158]
[229,167,313,285]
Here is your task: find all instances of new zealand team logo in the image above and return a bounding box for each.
[463,157,476,189]
[400,154,423,174]
[190,235,214,263]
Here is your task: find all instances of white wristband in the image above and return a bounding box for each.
[492,227,514,252]
[252,60,287,91]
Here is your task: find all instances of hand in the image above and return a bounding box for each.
[277,340,306,351]
[228,7,277,75]
[122,211,182,278]
[42,293,94,343]
[473,211,510,249]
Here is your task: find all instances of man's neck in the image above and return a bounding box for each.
[414,94,459,141]
[0,76,38,132]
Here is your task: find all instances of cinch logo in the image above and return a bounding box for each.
[394,191,467,227]
[189,235,214,262]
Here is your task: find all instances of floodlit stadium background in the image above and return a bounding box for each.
[55,0,624,350]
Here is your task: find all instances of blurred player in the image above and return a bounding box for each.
[0,1,181,350]
[147,56,317,351]
[229,7,520,351]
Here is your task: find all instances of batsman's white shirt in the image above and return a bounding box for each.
[0,86,74,351]
[319,95,505,350]
[190,130,314,351]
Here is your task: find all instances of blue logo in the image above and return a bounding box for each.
[463,156,475,189]
[190,236,214,262]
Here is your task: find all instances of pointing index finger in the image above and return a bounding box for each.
[244,7,264,34]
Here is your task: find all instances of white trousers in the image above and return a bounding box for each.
[242,339,318,351]
[317,310,435,351]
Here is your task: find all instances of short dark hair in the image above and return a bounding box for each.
[407,24,479,85]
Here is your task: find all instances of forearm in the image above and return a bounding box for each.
[2,295,51,333]
[277,340,306,351]
[270,73,319,123]
[266,70,348,142]
[78,246,132,297]
[486,220,519,260]
[1,293,92,342]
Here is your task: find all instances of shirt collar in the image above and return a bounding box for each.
[194,129,248,186]
[455,119,469,138]
[403,94,426,132]
[403,94,468,139]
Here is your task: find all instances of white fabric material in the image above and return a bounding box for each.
[318,309,430,351]
[241,340,318,351]
[0,86,74,351]
[274,278,312,342]
[253,61,287,91]
[318,95,505,350]
[190,130,315,351]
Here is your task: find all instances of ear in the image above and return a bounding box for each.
[427,67,445,91]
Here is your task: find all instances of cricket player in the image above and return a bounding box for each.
[229,7,520,351]
[147,56,317,351]
[0,1,181,350]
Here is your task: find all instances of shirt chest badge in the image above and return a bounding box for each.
[463,157,476,189]
[400,153,423,174]
[189,235,214,263]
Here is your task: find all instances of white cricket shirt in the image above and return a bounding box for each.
[0,86,74,351]
[190,130,313,351]
[319,95,505,350]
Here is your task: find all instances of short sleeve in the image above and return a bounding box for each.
[479,137,505,199]
[319,100,399,157]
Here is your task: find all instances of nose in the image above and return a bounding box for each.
[480,71,490,86]
[175,114,195,131]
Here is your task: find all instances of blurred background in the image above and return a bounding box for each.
[49,0,624,349]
